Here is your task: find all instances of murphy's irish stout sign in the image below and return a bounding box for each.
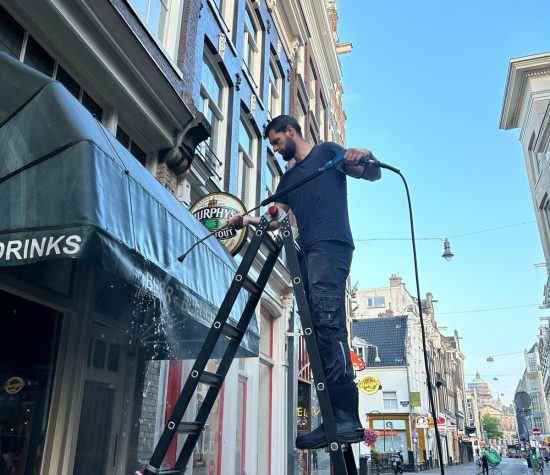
[190,193,247,256]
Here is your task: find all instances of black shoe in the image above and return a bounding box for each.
[296,423,364,449]
[295,382,364,450]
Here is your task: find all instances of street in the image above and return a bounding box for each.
[422,458,528,475]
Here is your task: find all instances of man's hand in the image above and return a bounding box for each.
[343,148,373,166]
[342,147,381,181]
[228,214,249,230]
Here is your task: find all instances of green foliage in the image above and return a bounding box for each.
[482,414,503,440]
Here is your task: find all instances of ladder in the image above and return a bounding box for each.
[143,207,358,475]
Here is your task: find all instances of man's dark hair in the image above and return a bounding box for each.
[263,115,302,139]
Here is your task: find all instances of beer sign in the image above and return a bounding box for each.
[190,193,247,256]
[357,374,381,395]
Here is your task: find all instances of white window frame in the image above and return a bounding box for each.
[268,54,283,120]
[198,54,228,182]
[383,391,398,410]
[128,0,184,61]
[238,118,257,210]
[265,152,280,199]
[242,2,261,87]
[210,0,235,35]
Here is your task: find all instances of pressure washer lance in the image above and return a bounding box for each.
[177,150,396,262]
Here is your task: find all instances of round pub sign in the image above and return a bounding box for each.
[357,374,381,395]
[3,376,25,394]
[190,192,247,256]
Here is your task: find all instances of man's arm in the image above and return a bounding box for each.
[341,147,382,181]
[228,203,290,231]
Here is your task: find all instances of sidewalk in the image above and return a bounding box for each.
[420,462,476,474]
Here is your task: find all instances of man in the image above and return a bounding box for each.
[229,115,381,449]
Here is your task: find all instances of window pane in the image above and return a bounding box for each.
[235,378,247,474]
[24,36,54,76]
[239,121,252,156]
[130,141,147,165]
[81,91,103,121]
[201,60,222,105]
[258,363,271,475]
[0,5,25,59]
[130,0,148,20]
[116,126,131,149]
[56,65,81,98]
[259,311,272,356]
[244,9,256,41]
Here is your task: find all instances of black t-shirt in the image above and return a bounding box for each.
[275,142,353,252]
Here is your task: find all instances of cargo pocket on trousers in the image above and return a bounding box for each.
[312,287,340,329]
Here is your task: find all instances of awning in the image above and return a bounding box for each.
[0,52,258,358]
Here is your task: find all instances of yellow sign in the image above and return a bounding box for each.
[3,376,25,394]
[357,374,381,395]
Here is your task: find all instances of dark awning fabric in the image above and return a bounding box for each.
[0,53,258,358]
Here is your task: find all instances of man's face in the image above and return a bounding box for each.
[267,127,297,161]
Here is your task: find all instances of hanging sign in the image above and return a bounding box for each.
[190,192,247,256]
[357,374,381,395]
[416,416,429,429]
[351,351,366,371]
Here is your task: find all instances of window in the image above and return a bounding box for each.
[265,151,280,198]
[24,35,55,76]
[258,308,273,475]
[367,296,386,307]
[531,378,540,390]
[116,126,147,165]
[238,117,257,210]
[543,201,550,231]
[533,416,543,432]
[528,352,537,372]
[128,0,184,59]
[235,376,248,475]
[198,55,226,180]
[242,3,261,86]
[532,393,541,412]
[383,391,398,410]
[268,54,283,119]
[0,5,25,58]
[319,96,327,141]
[211,0,235,35]
[307,60,317,115]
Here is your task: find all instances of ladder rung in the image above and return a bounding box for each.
[177,422,202,434]
[222,323,244,341]
[200,371,223,387]
[243,276,262,296]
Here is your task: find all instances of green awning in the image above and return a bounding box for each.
[0,52,258,358]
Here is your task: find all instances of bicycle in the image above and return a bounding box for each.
[475,463,502,475]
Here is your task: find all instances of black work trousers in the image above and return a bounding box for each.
[303,240,354,386]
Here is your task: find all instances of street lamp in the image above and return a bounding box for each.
[352,336,382,364]
[442,238,454,261]
[367,410,386,453]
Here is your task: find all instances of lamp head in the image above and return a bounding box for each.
[442,238,454,261]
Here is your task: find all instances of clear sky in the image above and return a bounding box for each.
[338,0,550,404]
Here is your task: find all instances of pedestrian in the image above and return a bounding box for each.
[481,451,489,475]
[312,450,318,470]
[229,114,380,449]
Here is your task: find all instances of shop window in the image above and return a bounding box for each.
[238,116,257,211]
[235,376,248,474]
[0,5,25,59]
[0,290,61,475]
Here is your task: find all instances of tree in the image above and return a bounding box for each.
[483,414,503,440]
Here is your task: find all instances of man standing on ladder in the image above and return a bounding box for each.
[229,114,381,450]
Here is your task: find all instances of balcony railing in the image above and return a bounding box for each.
[195,141,223,181]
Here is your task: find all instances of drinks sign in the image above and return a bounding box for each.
[190,193,247,256]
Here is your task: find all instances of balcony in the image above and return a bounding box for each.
[195,142,223,181]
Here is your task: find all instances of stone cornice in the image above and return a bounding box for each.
[500,53,550,130]
[535,100,550,153]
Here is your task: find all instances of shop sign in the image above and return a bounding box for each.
[357,374,381,395]
[3,376,25,394]
[0,234,82,262]
[190,193,247,256]
[416,416,429,429]
[400,400,409,406]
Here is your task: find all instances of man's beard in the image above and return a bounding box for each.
[281,139,296,161]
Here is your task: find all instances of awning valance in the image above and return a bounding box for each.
[0,52,258,358]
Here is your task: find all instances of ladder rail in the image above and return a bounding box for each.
[144,217,274,474]
[144,210,357,474]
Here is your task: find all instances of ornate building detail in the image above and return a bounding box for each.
[218,33,226,59]
[235,72,241,91]
[250,94,257,114]
[266,0,276,11]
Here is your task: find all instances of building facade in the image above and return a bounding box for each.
[0,1,349,474]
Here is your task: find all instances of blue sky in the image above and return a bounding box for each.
[338,0,550,403]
